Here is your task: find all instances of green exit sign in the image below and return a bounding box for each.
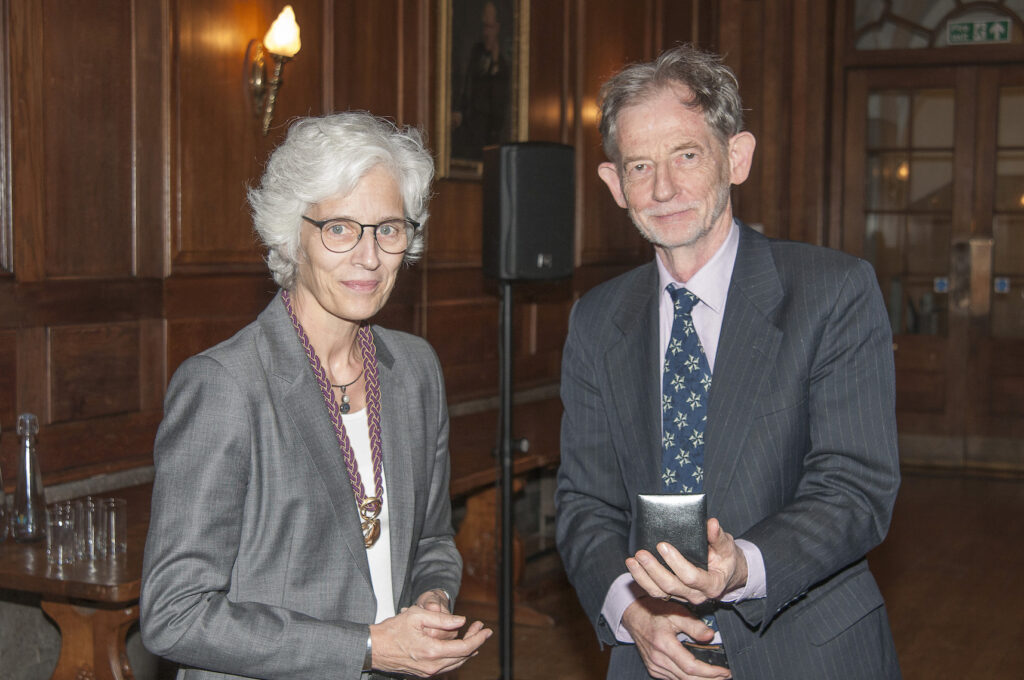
[948,19,1011,44]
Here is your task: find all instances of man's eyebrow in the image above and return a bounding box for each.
[620,140,704,167]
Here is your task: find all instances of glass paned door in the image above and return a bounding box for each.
[843,66,1024,468]
[863,88,955,337]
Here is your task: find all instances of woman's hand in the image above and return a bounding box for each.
[414,589,461,641]
[369,599,492,677]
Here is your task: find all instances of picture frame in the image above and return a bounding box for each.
[436,0,529,179]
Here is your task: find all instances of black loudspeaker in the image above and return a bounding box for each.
[482,142,574,280]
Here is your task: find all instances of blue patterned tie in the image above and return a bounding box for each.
[661,286,711,494]
[661,285,717,632]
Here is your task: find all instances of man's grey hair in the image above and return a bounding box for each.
[598,44,744,165]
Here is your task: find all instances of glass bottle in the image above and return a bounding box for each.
[12,413,46,542]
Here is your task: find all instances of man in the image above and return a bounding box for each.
[555,45,901,680]
[451,0,511,160]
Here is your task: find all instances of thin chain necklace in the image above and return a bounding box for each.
[331,368,364,414]
[282,290,385,548]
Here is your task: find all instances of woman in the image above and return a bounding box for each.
[141,112,490,679]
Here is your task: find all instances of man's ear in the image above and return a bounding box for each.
[727,131,756,186]
[598,162,629,209]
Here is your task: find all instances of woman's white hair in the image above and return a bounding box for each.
[248,111,434,289]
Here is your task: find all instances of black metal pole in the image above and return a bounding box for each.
[498,279,514,679]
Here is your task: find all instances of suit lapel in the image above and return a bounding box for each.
[372,330,414,605]
[259,295,373,590]
[705,226,784,509]
[606,264,664,493]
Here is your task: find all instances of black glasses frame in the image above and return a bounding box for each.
[301,215,421,254]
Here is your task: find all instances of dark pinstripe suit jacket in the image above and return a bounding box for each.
[555,224,902,679]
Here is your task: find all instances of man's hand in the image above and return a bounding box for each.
[370,602,492,677]
[621,598,731,680]
[627,518,747,605]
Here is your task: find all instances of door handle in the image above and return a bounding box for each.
[969,237,993,318]
[950,237,993,317]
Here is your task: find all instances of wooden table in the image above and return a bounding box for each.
[0,484,151,680]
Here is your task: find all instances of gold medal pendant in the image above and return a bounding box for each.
[361,518,381,547]
[360,497,382,548]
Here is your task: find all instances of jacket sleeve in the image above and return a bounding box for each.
[554,301,635,646]
[739,258,900,630]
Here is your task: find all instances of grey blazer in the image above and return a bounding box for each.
[555,224,902,679]
[141,294,462,680]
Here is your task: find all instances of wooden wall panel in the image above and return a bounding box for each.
[0,330,14,426]
[0,0,10,275]
[163,275,278,376]
[527,0,571,144]
[575,0,650,265]
[0,328,14,487]
[167,317,257,379]
[15,280,162,328]
[719,0,834,243]
[42,0,134,279]
[172,0,323,271]
[427,299,500,401]
[8,0,46,282]
[49,323,141,423]
[31,411,163,483]
[134,0,171,280]
[333,0,403,118]
[371,267,420,335]
[429,180,483,265]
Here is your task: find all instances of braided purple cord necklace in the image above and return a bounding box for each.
[281,290,385,548]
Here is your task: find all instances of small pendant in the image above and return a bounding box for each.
[340,392,350,414]
[362,518,381,547]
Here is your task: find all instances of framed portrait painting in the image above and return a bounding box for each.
[437,0,529,179]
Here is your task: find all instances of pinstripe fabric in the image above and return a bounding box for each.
[555,224,901,679]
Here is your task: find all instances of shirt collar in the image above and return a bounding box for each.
[655,219,739,314]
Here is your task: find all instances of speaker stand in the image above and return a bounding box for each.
[498,279,514,680]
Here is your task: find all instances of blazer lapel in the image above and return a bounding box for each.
[606,264,664,493]
[260,295,373,590]
[372,331,414,605]
[705,226,784,509]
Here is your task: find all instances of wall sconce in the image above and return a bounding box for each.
[245,5,301,135]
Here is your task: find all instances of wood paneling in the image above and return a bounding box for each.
[0,0,711,487]
[134,0,171,280]
[333,0,402,118]
[167,316,256,379]
[0,330,15,425]
[429,180,483,265]
[50,323,141,423]
[427,299,499,400]
[15,280,162,328]
[576,0,650,265]
[172,0,323,271]
[163,274,279,376]
[0,0,10,275]
[8,0,45,282]
[43,0,134,279]
[527,0,571,144]
[720,0,835,242]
